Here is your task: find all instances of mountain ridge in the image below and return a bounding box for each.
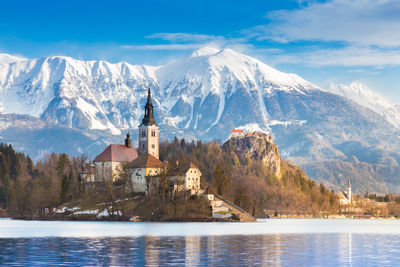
[1,48,400,194]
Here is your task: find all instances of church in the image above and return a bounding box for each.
[337,180,352,205]
[92,88,202,195]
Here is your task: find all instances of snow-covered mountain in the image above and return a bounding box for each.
[1,48,400,193]
[157,47,318,136]
[328,82,400,128]
[0,55,162,135]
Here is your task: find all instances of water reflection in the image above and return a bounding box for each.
[1,234,400,266]
[339,233,352,266]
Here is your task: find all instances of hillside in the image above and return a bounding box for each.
[159,136,338,217]
[1,137,339,220]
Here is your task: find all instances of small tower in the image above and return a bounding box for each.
[125,132,132,148]
[138,88,159,159]
[346,180,352,204]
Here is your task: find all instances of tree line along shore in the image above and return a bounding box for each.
[1,139,400,221]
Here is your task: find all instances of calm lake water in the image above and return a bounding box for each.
[1,219,400,266]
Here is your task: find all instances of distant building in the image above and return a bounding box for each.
[231,129,273,143]
[230,129,245,138]
[171,162,204,195]
[337,180,352,205]
[93,133,138,182]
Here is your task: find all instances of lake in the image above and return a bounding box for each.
[1,218,400,266]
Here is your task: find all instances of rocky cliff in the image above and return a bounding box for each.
[223,134,281,178]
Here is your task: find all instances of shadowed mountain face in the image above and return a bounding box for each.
[1,48,400,193]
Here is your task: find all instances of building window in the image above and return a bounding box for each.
[141,131,146,137]
[152,144,155,149]
[151,131,156,137]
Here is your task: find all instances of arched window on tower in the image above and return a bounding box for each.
[151,131,155,137]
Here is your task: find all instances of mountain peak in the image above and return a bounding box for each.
[190,47,220,57]
[0,53,27,64]
[328,82,393,112]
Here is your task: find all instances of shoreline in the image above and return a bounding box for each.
[4,215,398,222]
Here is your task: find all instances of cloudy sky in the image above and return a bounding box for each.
[1,0,400,102]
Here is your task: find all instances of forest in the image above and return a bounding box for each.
[1,139,399,220]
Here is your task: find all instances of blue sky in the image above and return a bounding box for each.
[1,0,400,102]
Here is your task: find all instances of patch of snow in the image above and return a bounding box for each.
[164,115,186,128]
[97,209,122,218]
[236,123,271,134]
[268,120,307,126]
[73,209,99,215]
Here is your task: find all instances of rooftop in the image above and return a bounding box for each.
[94,144,138,162]
[128,154,164,168]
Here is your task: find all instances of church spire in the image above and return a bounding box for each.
[140,87,157,126]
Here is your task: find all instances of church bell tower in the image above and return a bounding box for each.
[138,88,159,158]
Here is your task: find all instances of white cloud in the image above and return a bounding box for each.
[275,46,400,66]
[146,33,226,43]
[255,0,400,47]
[120,43,205,50]
[122,32,251,52]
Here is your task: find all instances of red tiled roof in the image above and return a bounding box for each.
[94,144,138,162]
[231,129,244,134]
[189,162,198,169]
[127,154,164,168]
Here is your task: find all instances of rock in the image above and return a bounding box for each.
[223,134,281,178]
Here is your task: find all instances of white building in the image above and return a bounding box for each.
[338,180,352,205]
[128,154,164,193]
[93,133,138,182]
[172,162,204,195]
